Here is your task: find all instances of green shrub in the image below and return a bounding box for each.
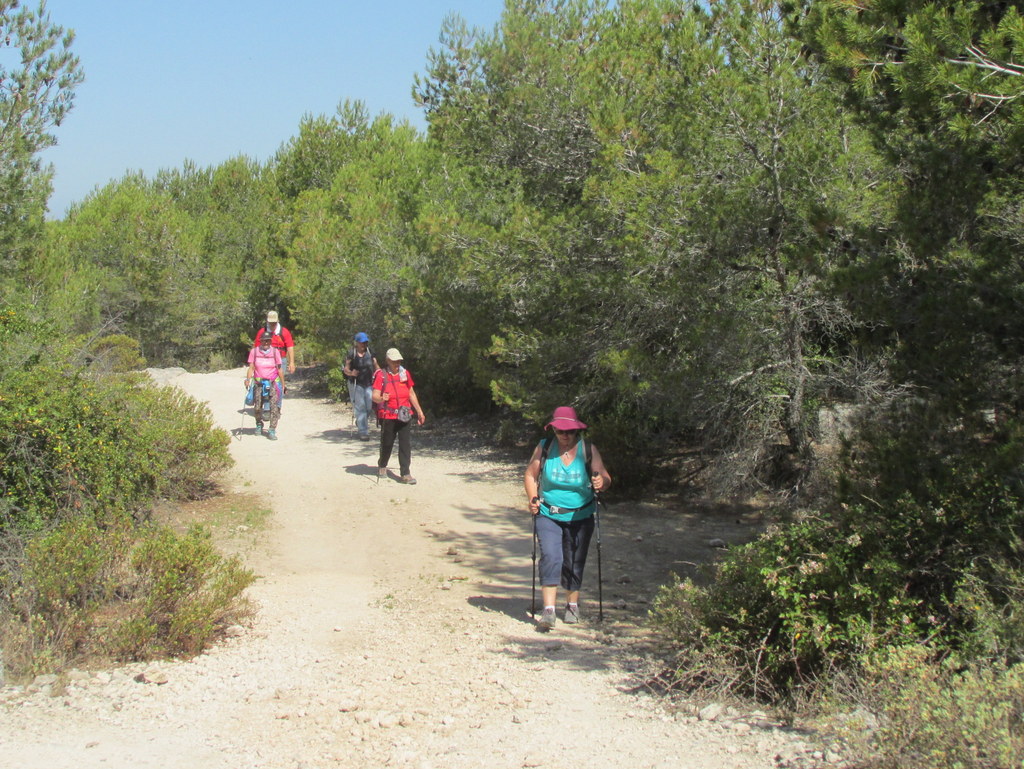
[952,563,1024,662]
[205,349,239,372]
[834,646,1024,769]
[326,364,350,402]
[0,516,254,677]
[649,405,1024,701]
[82,333,147,373]
[649,510,929,701]
[1,514,133,676]
[121,380,234,501]
[0,365,231,531]
[22,514,133,615]
[107,524,255,659]
[0,314,244,679]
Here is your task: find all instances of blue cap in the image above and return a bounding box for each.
[354,332,369,343]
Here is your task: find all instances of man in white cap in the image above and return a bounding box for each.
[372,347,426,484]
[253,310,295,375]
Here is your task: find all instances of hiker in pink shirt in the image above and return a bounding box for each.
[245,332,285,440]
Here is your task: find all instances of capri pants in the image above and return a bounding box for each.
[535,513,595,592]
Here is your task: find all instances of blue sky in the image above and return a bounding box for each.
[39,1,506,218]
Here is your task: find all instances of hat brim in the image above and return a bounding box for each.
[547,417,587,431]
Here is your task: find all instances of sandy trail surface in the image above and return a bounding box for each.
[0,368,816,769]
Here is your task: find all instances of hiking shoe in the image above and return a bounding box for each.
[255,423,264,436]
[401,475,417,485]
[564,604,581,624]
[267,429,278,441]
[538,607,556,631]
[378,467,388,479]
[359,433,370,442]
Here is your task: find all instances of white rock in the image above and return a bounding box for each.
[134,670,168,685]
[698,703,725,722]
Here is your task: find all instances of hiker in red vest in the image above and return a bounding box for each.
[372,348,425,484]
[254,310,295,375]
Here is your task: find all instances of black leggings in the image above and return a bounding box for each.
[378,418,412,475]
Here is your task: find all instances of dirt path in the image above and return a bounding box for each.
[0,368,819,769]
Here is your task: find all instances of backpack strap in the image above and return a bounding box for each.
[378,369,396,417]
[539,436,553,467]
[374,368,385,426]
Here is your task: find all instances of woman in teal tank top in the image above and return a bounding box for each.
[524,406,612,630]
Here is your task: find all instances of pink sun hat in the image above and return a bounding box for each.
[546,406,587,431]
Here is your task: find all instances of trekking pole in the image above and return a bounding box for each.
[592,473,605,623]
[239,383,249,439]
[531,513,538,617]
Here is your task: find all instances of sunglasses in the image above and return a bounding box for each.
[553,428,577,435]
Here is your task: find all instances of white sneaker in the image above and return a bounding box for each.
[564,604,580,624]
[538,607,556,630]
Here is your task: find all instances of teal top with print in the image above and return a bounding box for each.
[539,439,595,522]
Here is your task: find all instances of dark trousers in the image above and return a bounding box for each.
[378,418,412,475]
[536,514,595,592]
